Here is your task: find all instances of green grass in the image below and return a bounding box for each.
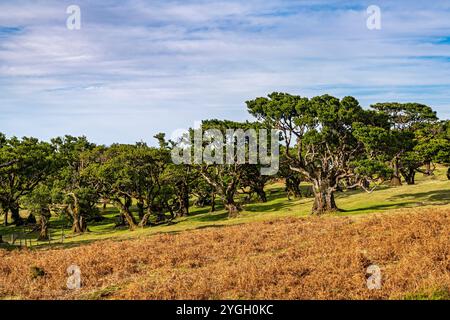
[1,166,449,248]
[402,287,450,300]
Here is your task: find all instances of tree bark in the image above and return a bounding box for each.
[424,161,432,176]
[118,197,137,230]
[177,183,190,216]
[390,158,402,186]
[68,194,86,233]
[223,193,240,218]
[139,214,151,227]
[311,180,338,214]
[10,203,23,226]
[137,199,145,219]
[255,188,267,203]
[139,207,152,227]
[26,213,36,224]
[101,198,108,211]
[3,210,8,226]
[402,168,416,185]
[210,192,216,212]
[225,202,240,218]
[70,203,83,233]
[37,209,50,241]
[285,177,301,199]
[115,212,125,226]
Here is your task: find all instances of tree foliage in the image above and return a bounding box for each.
[0,93,447,238]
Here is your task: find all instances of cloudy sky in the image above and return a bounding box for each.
[1,0,450,144]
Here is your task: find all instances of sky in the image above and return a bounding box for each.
[1,0,450,145]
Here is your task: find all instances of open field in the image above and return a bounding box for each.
[0,207,449,300]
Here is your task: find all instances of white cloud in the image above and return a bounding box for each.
[0,0,449,143]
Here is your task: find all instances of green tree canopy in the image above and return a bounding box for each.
[246,93,385,214]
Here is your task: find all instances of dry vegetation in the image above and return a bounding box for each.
[0,208,449,300]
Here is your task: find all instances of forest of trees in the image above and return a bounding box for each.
[1,93,449,241]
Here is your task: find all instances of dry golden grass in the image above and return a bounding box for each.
[0,208,449,300]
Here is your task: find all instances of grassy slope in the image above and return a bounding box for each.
[1,207,449,300]
[0,166,449,248]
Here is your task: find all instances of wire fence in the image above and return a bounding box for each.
[0,216,68,248]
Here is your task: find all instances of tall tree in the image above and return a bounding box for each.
[0,136,55,226]
[51,135,97,233]
[155,133,198,217]
[426,120,450,179]
[239,164,272,203]
[370,102,438,185]
[246,93,379,214]
[87,143,174,230]
[279,147,303,199]
[23,185,52,241]
[195,120,263,217]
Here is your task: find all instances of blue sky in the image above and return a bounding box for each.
[1,0,450,144]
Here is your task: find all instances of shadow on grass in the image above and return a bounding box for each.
[339,201,433,213]
[245,192,309,213]
[189,211,229,222]
[388,190,450,203]
[245,200,299,213]
[338,201,449,213]
[184,206,222,218]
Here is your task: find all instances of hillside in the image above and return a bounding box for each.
[0,168,449,300]
[0,167,449,247]
[0,207,449,300]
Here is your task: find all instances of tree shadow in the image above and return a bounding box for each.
[190,211,229,222]
[335,185,391,199]
[245,200,301,213]
[340,202,419,213]
[185,206,222,218]
[388,190,450,203]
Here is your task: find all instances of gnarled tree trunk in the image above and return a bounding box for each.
[3,209,8,226]
[37,208,51,241]
[390,158,402,186]
[312,180,338,214]
[68,194,86,233]
[137,199,145,219]
[402,168,416,185]
[116,196,137,230]
[423,161,433,176]
[225,202,240,218]
[312,191,338,214]
[223,192,240,218]
[254,182,267,203]
[139,207,152,227]
[286,176,302,199]
[70,203,83,233]
[210,192,216,212]
[177,183,190,216]
[10,203,23,226]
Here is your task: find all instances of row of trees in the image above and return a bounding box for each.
[247,94,450,212]
[0,132,276,240]
[1,94,449,240]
